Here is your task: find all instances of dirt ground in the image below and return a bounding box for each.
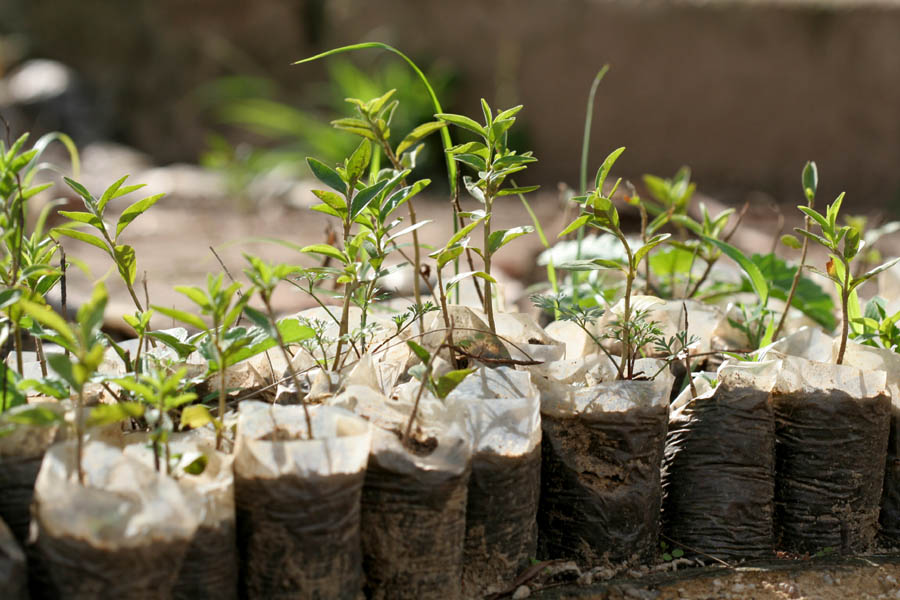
[533,555,900,600]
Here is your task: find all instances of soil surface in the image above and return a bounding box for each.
[532,555,900,600]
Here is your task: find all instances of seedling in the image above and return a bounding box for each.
[243,254,316,436]
[20,283,110,484]
[554,147,669,379]
[405,338,474,444]
[793,187,900,364]
[436,99,537,332]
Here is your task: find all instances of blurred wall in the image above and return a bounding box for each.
[8,0,900,208]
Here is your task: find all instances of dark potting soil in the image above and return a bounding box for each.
[537,405,668,566]
[462,446,541,597]
[773,389,891,554]
[880,405,900,545]
[0,454,42,545]
[661,385,775,560]
[235,469,365,600]
[29,525,187,599]
[172,521,238,600]
[361,453,470,600]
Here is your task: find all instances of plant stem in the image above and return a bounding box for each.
[482,200,496,333]
[215,328,226,451]
[774,205,813,341]
[434,265,458,369]
[403,329,450,445]
[76,386,85,485]
[836,260,850,365]
[35,338,47,377]
[262,294,313,438]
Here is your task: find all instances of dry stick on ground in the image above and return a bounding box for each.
[687,200,750,298]
[659,533,732,568]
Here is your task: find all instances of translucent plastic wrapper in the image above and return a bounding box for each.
[471,309,565,363]
[233,401,371,600]
[124,437,238,599]
[446,367,542,595]
[837,341,900,545]
[769,352,890,553]
[662,360,778,560]
[538,361,673,564]
[30,440,199,598]
[0,517,26,600]
[332,382,472,600]
[0,402,64,545]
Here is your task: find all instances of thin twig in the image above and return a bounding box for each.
[209,246,244,327]
[660,533,733,568]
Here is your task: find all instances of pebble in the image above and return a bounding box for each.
[712,578,723,588]
[823,574,834,585]
[512,584,531,599]
[732,583,747,593]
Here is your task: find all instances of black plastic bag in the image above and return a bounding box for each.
[662,363,777,560]
[538,372,671,565]
[0,517,26,600]
[771,354,890,554]
[233,401,371,600]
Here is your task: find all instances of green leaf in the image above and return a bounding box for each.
[433,245,465,270]
[350,179,389,220]
[798,206,831,234]
[312,189,347,211]
[850,256,900,292]
[436,113,486,137]
[306,157,347,194]
[47,353,78,389]
[453,153,486,172]
[669,214,703,237]
[487,226,534,254]
[19,300,76,348]
[802,161,818,201]
[114,245,137,286]
[63,177,95,204]
[703,237,769,305]
[434,368,477,399]
[558,214,591,238]
[53,227,110,254]
[496,185,540,197]
[672,548,684,559]
[781,234,803,250]
[58,210,103,229]
[633,233,672,268]
[87,402,144,427]
[445,270,495,290]
[558,258,625,272]
[0,288,22,311]
[380,179,430,221]
[396,121,447,156]
[182,454,209,475]
[116,193,163,238]
[147,331,197,359]
[151,305,208,331]
[301,243,347,263]
[446,216,485,247]
[494,105,524,121]
[595,147,626,191]
[181,404,214,429]
[4,406,63,427]
[346,139,372,183]
[649,247,695,278]
[794,227,833,250]
[406,340,431,364]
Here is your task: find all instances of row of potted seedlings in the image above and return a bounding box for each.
[4,44,900,598]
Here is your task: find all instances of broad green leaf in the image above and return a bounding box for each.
[453,153,486,172]
[434,368,477,399]
[306,157,347,195]
[47,353,78,389]
[346,139,372,183]
[114,245,137,286]
[406,340,431,364]
[181,404,214,429]
[53,227,110,254]
[151,305,208,331]
[243,305,276,339]
[277,318,315,344]
[649,246,695,278]
[116,193,163,238]
[0,289,22,310]
[396,121,447,156]
[312,189,347,210]
[436,113,486,137]
[87,402,144,427]
[311,204,343,219]
[703,236,769,305]
[827,192,845,232]
[175,285,212,310]
[350,179,388,220]
[487,226,534,254]
[380,179,430,220]
[301,243,347,263]
[147,331,197,358]
[182,454,208,475]
[433,245,464,270]
[595,147,626,191]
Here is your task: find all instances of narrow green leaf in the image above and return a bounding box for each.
[152,305,208,331]
[87,402,144,427]
[794,227,833,250]
[19,300,76,347]
[4,406,63,427]
[703,236,769,305]
[434,368,477,399]
[406,340,431,364]
[633,233,671,267]
[58,210,103,229]
[63,177,94,204]
[558,214,591,238]
[396,121,447,156]
[496,185,540,197]
[116,194,163,238]
[53,227,110,254]
[802,161,818,201]
[595,147,626,191]
[850,255,900,291]
[301,243,347,263]
[350,179,388,220]
[487,226,534,254]
[781,234,802,250]
[435,113,486,137]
